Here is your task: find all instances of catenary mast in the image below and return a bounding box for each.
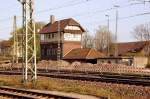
[18,0,37,82]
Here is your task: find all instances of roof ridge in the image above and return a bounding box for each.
[39,18,85,34]
[86,49,92,59]
[56,18,72,22]
[63,48,74,57]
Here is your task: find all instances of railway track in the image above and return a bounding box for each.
[0,86,102,99]
[0,70,150,86]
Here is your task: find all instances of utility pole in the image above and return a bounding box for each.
[114,5,119,57]
[105,15,110,56]
[13,16,18,64]
[57,21,61,61]
[17,0,25,81]
[18,0,37,82]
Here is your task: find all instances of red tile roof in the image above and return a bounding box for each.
[39,18,85,34]
[63,48,104,59]
[117,41,148,55]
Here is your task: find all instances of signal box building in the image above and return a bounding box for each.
[39,16,85,60]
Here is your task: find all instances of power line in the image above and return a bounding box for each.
[37,0,93,13]
[84,11,150,26]
[119,11,150,20]
[62,3,147,24]
[0,0,92,23]
[0,0,145,24]
[1,11,150,33]
[0,1,82,23]
[80,2,143,17]
[0,1,149,35]
[37,1,144,22]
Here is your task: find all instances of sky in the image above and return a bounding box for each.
[0,0,150,42]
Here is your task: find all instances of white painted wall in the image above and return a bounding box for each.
[65,25,81,30]
[64,33,81,41]
[40,34,44,41]
[133,56,148,68]
[40,33,62,42]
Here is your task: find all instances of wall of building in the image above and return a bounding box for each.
[41,43,63,60]
[97,58,133,66]
[97,58,121,64]
[97,57,148,67]
[40,23,84,60]
[40,32,63,43]
[133,56,148,68]
[64,33,81,41]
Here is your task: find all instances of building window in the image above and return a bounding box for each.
[54,33,57,38]
[41,34,44,41]
[51,33,57,39]
[48,34,51,39]
[51,49,57,56]
[42,49,44,56]
[46,49,49,55]
[51,49,54,55]
[46,49,52,55]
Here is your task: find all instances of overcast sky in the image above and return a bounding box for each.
[0,0,150,42]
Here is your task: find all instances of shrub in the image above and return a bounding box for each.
[71,61,81,67]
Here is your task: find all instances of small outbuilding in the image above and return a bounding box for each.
[97,57,134,66]
[63,48,104,64]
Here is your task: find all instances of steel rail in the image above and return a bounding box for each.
[0,86,102,99]
[0,70,150,86]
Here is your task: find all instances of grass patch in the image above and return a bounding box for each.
[0,75,150,99]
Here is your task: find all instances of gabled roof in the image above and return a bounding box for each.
[63,48,104,60]
[117,41,148,56]
[39,18,85,34]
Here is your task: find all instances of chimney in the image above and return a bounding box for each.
[50,15,55,24]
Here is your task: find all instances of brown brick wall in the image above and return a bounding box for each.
[63,41,81,56]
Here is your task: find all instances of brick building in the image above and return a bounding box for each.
[98,41,150,67]
[116,41,150,56]
[39,15,85,60]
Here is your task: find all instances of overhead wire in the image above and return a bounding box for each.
[36,1,145,22]
[84,11,150,26]
[37,0,93,13]
[1,11,150,33]
[0,0,91,35]
[0,0,143,23]
[0,0,150,35]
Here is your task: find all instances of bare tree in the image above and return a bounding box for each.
[132,23,150,41]
[132,22,150,56]
[95,26,115,53]
[82,30,94,49]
